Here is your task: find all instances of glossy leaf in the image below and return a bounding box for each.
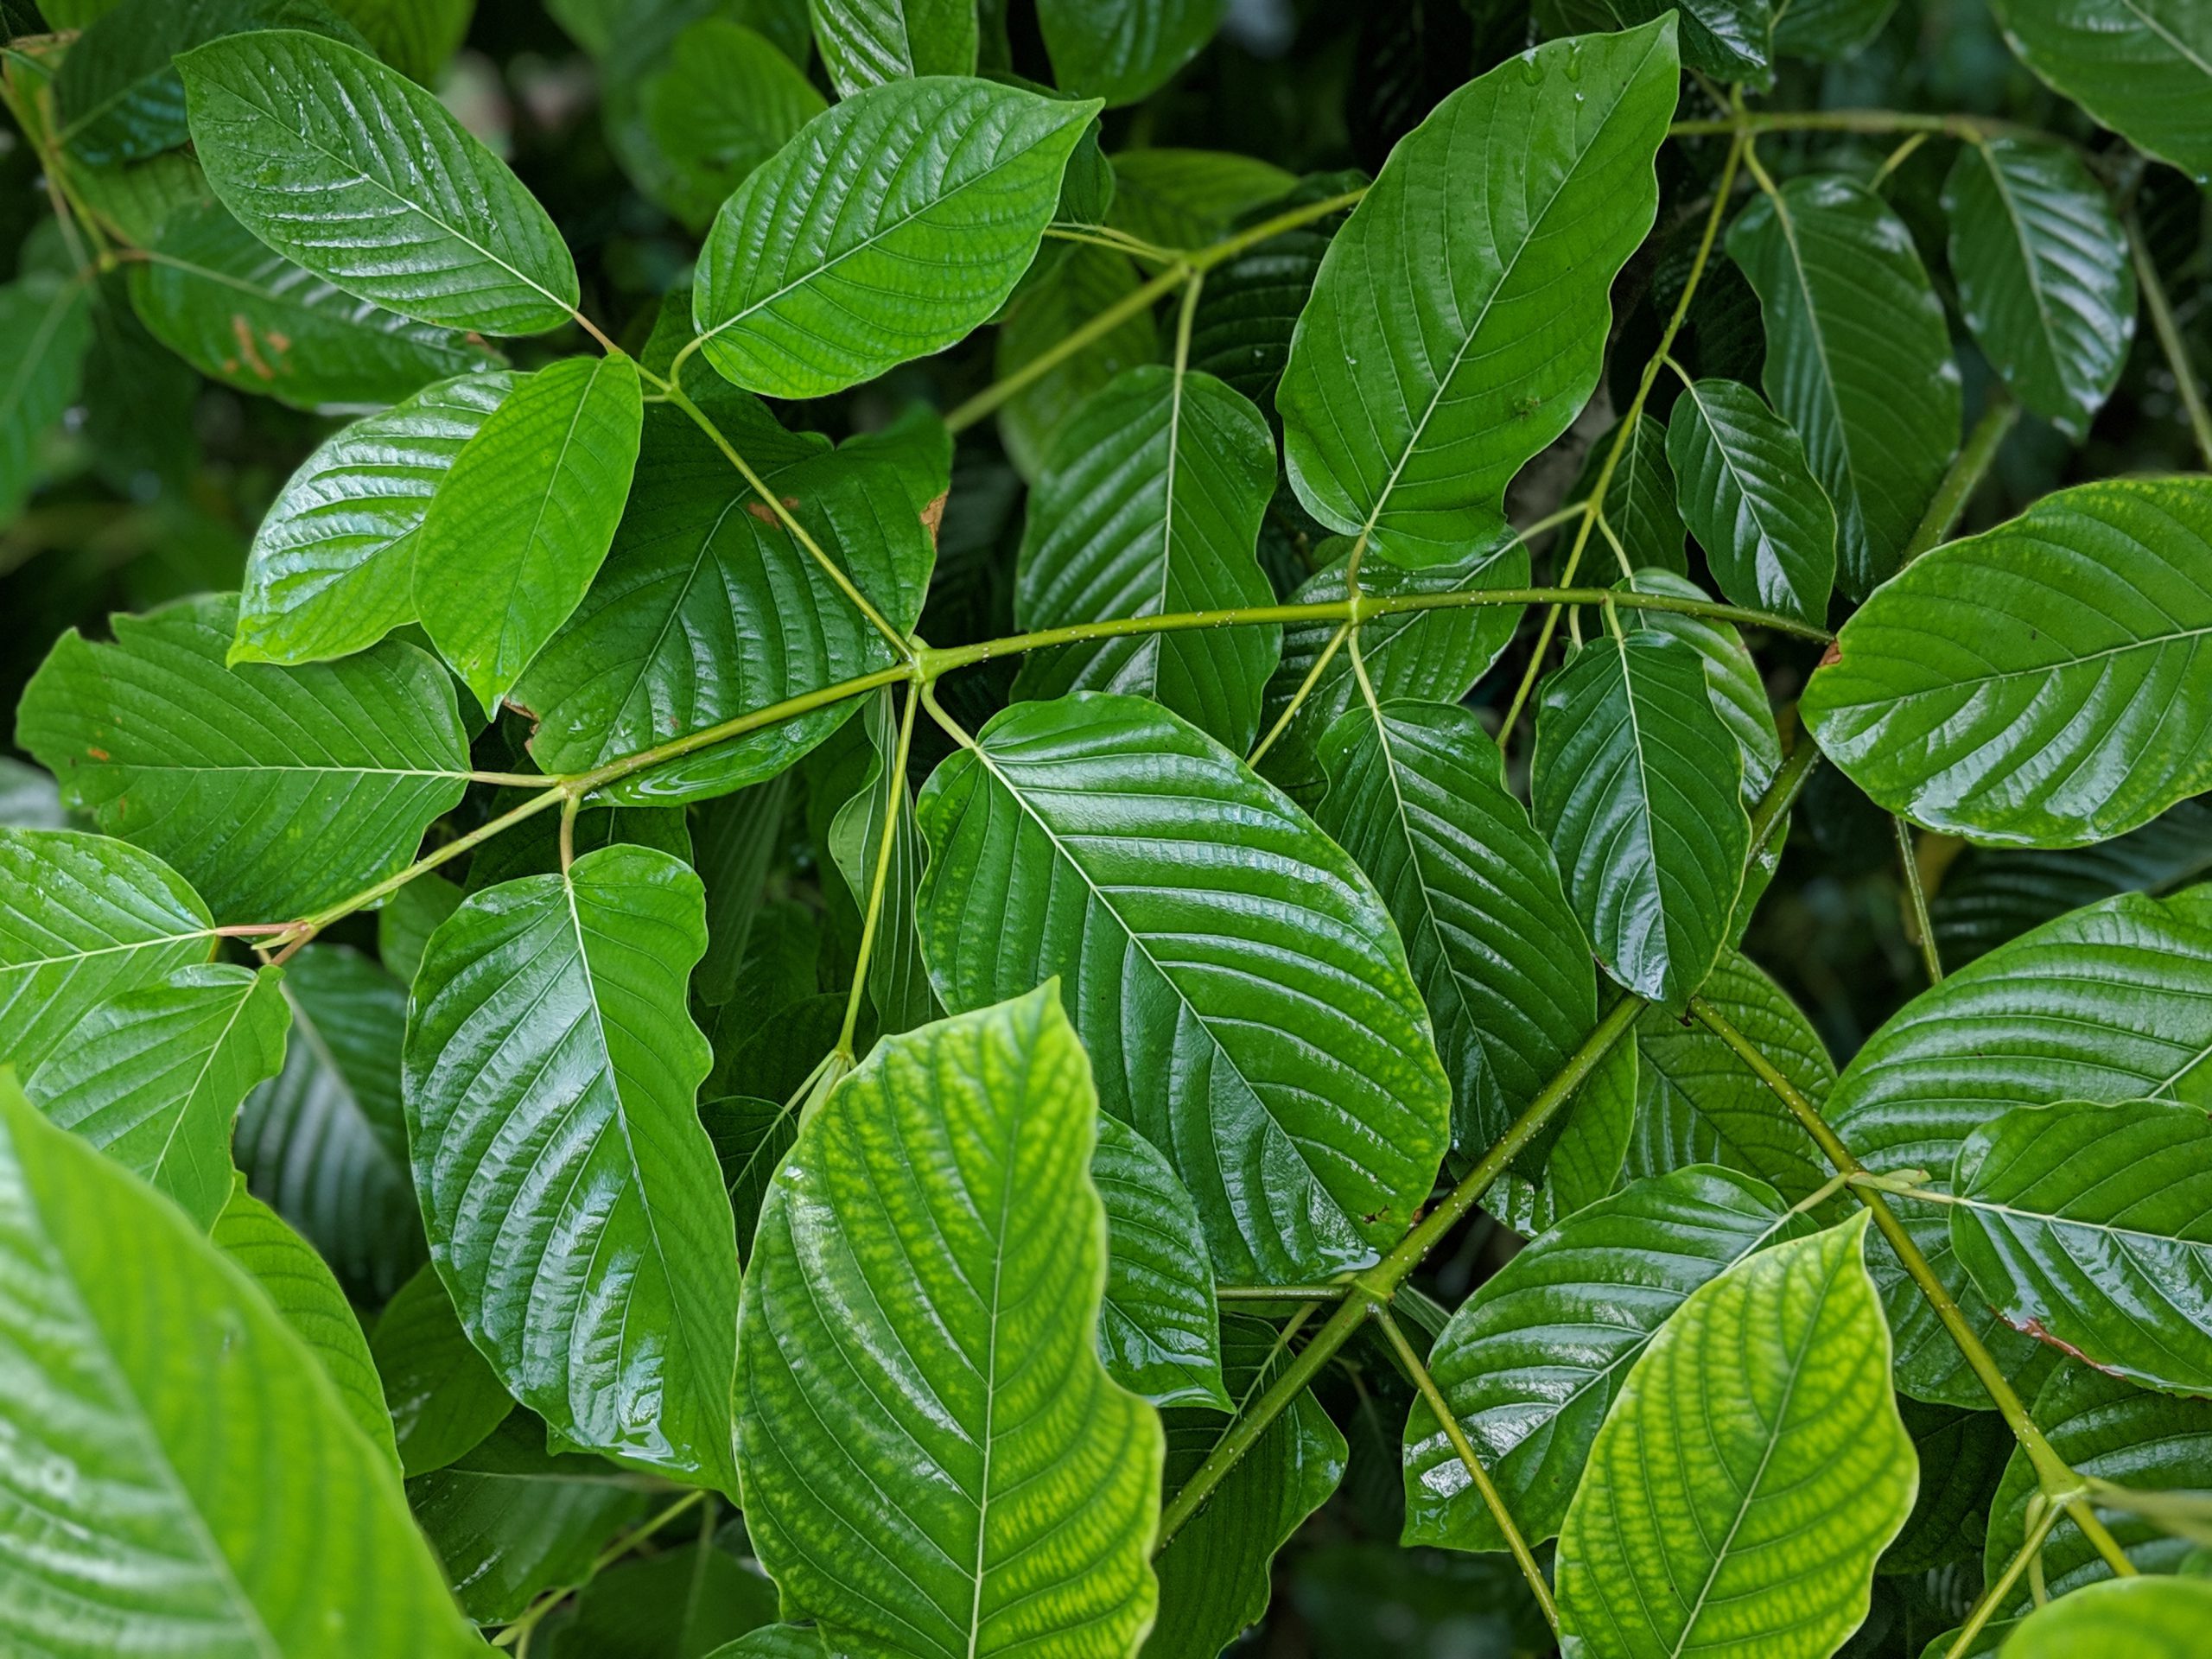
[642,19,827,231]
[1882,1402,2012,1573]
[1802,476,2212,849]
[1555,1213,1917,1657]
[2001,1578,2212,1659]
[694,78,1096,398]
[1573,413,1684,578]
[735,988,1163,1659]
[1186,216,1333,413]
[1489,1028,1639,1236]
[808,0,976,94]
[178,29,579,334]
[1988,0,2212,180]
[371,1262,512,1477]
[824,687,940,1037]
[702,1095,797,1266]
[1665,375,1837,626]
[994,243,1156,481]
[404,843,739,1490]
[1039,0,1222,105]
[1771,0,1896,56]
[322,0,476,80]
[548,1537,779,1657]
[1106,149,1295,251]
[914,692,1452,1281]
[1617,567,1782,800]
[1278,20,1677,567]
[692,776,791,1006]
[16,593,470,923]
[0,274,95,522]
[1093,1111,1228,1409]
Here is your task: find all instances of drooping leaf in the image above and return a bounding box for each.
[1093,1111,1228,1410]
[1277,19,1678,567]
[1727,175,1961,597]
[914,692,1452,1282]
[413,353,644,712]
[823,687,938,1037]
[1987,0,2212,181]
[1943,139,2136,438]
[0,273,95,522]
[1531,630,1750,1012]
[807,0,976,94]
[1038,0,1222,105]
[694,78,1096,398]
[1106,149,1295,251]
[322,0,476,81]
[177,29,580,334]
[1802,476,2212,849]
[371,1261,512,1477]
[1013,365,1280,750]
[1572,412,1685,578]
[641,19,827,231]
[16,593,470,923]
[994,242,1156,481]
[1999,1578,2212,1659]
[0,1074,480,1656]
[404,843,738,1491]
[232,371,516,666]
[1555,1212,1917,1657]
[1664,375,1837,626]
[23,962,288,1229]
[736,988,1163,1659]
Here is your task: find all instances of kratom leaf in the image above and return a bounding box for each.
[702,1094,797,1264]
[1943,139,2136,438]
[823,687,938,1037]
[1531,630,1751,1012]
[321,0,476,80]
[1949,1098,2212,1395]
[2000,1578,2212,1659]
[1406,1166,1805,1553]
[995,241,1156,480]
[1573,413,1684,578]
[692,776,791,1006]
[0,829,215,1077]
[736,988,1163,1659]
[709,1627,825,1659]
[808,0,976,94]
[413,353,644,713]
[694,78,1096,398]
[23,961,288,1229]
[0,273,95,522]
[1826,887,2212,1404]
[1802,476,2212,849]
[178,29,580,334]
[1988,0,2212,181]
[1617,568,1781,799]
[404,843,738,1491]
[377,873,462,988]
[232,371,515,666]
[1555,1213,1916,1657]
[914,692,1452,1282]
[548,1538,779,1657]
[1038,0,1222,105]
[1771,0,1895,56]
[1664,375,1837,626]
[1277,20,1677,567]
[462,796,690,892]
[1105,149,1295,251]
[1093,1111,1228,1409]
[16,593,470,923]
[1013,365,1280,750]
[1488,1026,1639,1236]
[641,19,826,231]
[0,1074,480,1656]
[1727,175,1961,597]
[1881,1401,2012,1573]
[371,1262,512,1477]
[1186,212,1335,414]
[1314,698,1596,1158]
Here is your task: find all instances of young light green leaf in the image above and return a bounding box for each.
[1093,1112,1228,1410]
[736,988,1163,1659]
[807,0,976,94]
[1665,375,1837,626]
[1406,1166,1806,1553]
[403,843,739,1491]
[914,693,1452,1282]
[642,19,827,231]
[1727,175,1961,597]
[1038,0,1221,105]
[1278,20,1678,567]
[0,274,95,522]
[413,353,644,712]
[1555,1212,1917,1657]
[321,0,475,81]
[1531,630,1750,1012]
[2001,1578,2212,1659]
[0,1074,480,1656]
[1988,0,2212,181]
[994,240,1156,480]
[371,1261,512,1477]
[1803,476,2212,849]
[178,29,580,334]
[232,371,514,667]
[23,962,288,1230]
[1106,149,1295,251]
[1013,365,1280,750]
[1573,412,1684,577]
[694,78,1097,398]
[1949,1098,2212,1395]
[16,593,470,923]
[1944,140,2135,438]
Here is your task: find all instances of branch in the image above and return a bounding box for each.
[1904,387,2017,564]
[2124,205,2212,470]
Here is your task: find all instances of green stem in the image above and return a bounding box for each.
[2124,206,2212,470]
[1904,389,2017,563]
[1215,1283,1351,1302]
[493,1489,709,1648]
[1947,1497,2061,1658]
[1669,109,2059,145]
[1893,817,1943,984]
[836,682,921,1063]
[1245,620,1350,766]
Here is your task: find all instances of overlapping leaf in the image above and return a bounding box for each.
[0,273,94,521]
[641,19,826,230]
[371,1262,512,1477]
[1573,413,1684,577]
[1988,0,2212,180]
[1665,375,1836,626]
[808,0,976,94]
[2000,1579,2212,1659]
[323,0,474,80]
[1039,0,1222,105]
[1107,149,1294,251]
[1093,1112,1228,1409]
[995,241,1156,480]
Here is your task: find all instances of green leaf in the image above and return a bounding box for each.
[1013,365,1280,750]
[824,688,939,1037]
[694,78,1096,398]
[130,200,500,409]
[1802,476,2212,849]
[377,870,463,987]
[1538,0,1773,82]
[1573,413,1685,577]
[914,692,1452,1281]
[0,274,95,522]
[178,29,580,334]
[16,593,470,923]
[1406,1166,1805,1552]
[641,19,827,231]
[1314,698,1597,1159]
[1988,0,2212,181]
[1826,887,2212,1404]
[692,777,791,1007]
[1882,1402,2012,1573]
[232,371,515,667]
[808,0,976,94]
[1555,1212,1917,1656]
[1999,1578,2212,1659]
[549,1536,780,1659]
[1038,0,1221,105]
[1664,375,1837,626]
[1531,630,1751,1012]
[321,0,476,81]
[1488,1027,1639,1236]
[1147,1311,1347,1659]
[1185,207,1336,414]
[463,796,690,892]
[212,1172,397,1469]
[0,828,216,1078]
[23,962,288,1229]
[1106,149,1295,251]
[371,1261,512,1476]
[404,843,739,1490]
[994,241,1156,480]
[0,1073,480,1656]
[1727,175,1961,597]
[1093,1112,1228,1409]
[702,1094,797,1265]
[736,988,1163,1659]
[1277,20,1678,567]
[1949,1098,2212,1395]
[413,353,644,712]
[1770,0,1895,57]
[1943,139,2136,439]
[1618,568,1782,800]
[709,1627,823,1659]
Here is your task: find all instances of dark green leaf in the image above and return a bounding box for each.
[700,1093,794,1264]
[0,273,94,521]
[808,0,976,95]
[1573,413,1685,578]
[823,687,938,1036]
[1619,567,1781,799]
[1536,0,1773,82]
[1664,375,1837,626]
[371,1261,512,1477]
[1106,149,1294,251]
[548,1535,779,1659]
[1988,0,2212,181]
[376,870,462,988]
[1881,1402,2011,1574]
[322,0,475,81]
[1771,0,1895,57]
[641,19,826,231]
[1488,1027,1638,1236]
[1093,1111,1227,1409]
[691,775,790,1007]
[1039,0,1222,105]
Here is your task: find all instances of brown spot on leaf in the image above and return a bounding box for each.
[86,747,109,761]
[230,315,277,381]
[1816,640,1842,670]
[920,491,947,548]
[745,502,780,525]
[2016,1316,2126,1377]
